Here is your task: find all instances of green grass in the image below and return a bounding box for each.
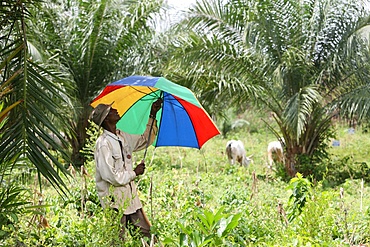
[2,114,370,246]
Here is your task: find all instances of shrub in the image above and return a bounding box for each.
[163,207,242,247]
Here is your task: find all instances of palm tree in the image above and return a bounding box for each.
[28,0,166,166]
[170,0,370,177]
[0,0,71,193]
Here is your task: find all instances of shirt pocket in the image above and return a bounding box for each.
[112,152,121,160]
[111,152,123,170]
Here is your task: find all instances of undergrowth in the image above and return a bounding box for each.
[1,113,370,246]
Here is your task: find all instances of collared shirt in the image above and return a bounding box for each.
[94,118,157,214]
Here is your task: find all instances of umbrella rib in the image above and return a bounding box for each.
[129,86,159,100]
[128,86,185,108]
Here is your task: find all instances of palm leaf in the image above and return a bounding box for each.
[1,0,71,194]
[170,0,370,176]
[284,86,322,139]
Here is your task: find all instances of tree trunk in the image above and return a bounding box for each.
[285,145,302,177]
[70,108,90,167]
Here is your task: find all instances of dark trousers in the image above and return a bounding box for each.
[119,208,151,240]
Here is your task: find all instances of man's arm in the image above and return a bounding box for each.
[122,98,162,152]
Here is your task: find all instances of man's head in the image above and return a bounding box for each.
[90,103,113,127]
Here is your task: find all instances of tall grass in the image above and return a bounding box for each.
[2,109,370,246]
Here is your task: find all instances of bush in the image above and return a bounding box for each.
[323,156,370,187]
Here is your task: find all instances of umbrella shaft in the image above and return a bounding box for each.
[143,118,155,160]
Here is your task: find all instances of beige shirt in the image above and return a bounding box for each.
[94,118,157,214]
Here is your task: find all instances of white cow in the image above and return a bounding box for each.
[267,139,285,168]
[226,140,252,167]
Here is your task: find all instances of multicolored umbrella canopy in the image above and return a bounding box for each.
[91,75,220,149]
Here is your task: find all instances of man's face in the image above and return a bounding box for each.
[105,107,121,123]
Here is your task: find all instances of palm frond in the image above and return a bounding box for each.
[338,85,370,119]
[25,0,166,166]
[180,0,245,46]
[284,86,321,139]
[1,0,71,194]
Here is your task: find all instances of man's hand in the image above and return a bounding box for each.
[150,98,163,116]
[134,161,145,176]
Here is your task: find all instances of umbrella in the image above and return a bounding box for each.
[91,75,220,151]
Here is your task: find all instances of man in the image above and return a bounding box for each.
[90,99,162,241]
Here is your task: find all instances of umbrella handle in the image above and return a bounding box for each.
[143,93,163,161]
[143,92,163,161]
[143,116,155,161]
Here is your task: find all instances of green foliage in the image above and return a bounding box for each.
[2,124,370,246]
[164,207,241,247]
[28,0,167,166]
[1,0,71,195]
[293,190,337,244]
[171,0,370,178]
[296,125,335,179]
[2,94,369,247]
[2,0,370,246]
[324,155,370,187]
[80,120,102,164]
[62,177,100,215]
[286,173,312,222]
[0,184,29,240]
